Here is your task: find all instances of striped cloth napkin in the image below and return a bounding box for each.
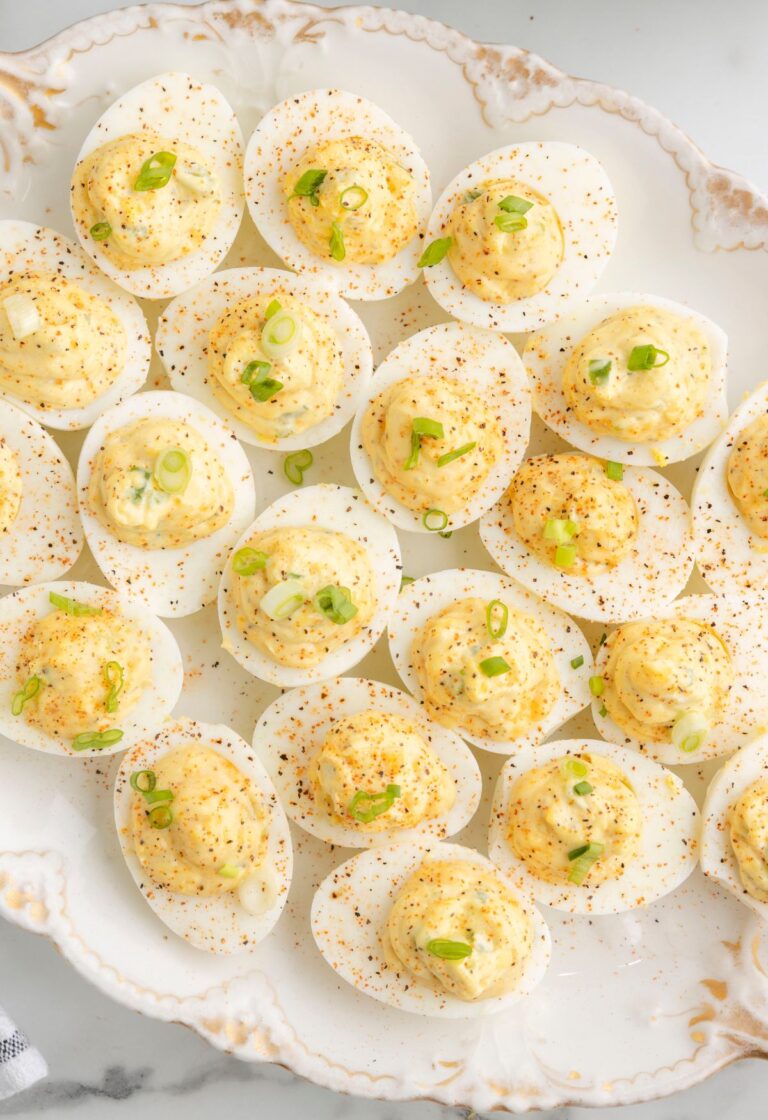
[0,1006,47,1101]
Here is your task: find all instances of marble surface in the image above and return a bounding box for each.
[2,0,768,1116]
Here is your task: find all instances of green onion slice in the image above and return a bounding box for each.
[71,728,124,752]
[463,188,483,203]
[555,543,577,569]
[573,781,593,796]
[561,758,588,779]
[153,448,191,495]
[599,704,608,718]
[261,310,300,359]
[347,783,401,824]
[671,710,709,754]
[412,417,444,439]
[130,770,156,794]
[148,804,173,829]
[290,168,327,205]
[11,676,41,716]
[418,237,453,268]
[134,150,176,192]
[241,359,283,402]
[400,575,415,591]
[143,788,174,805]
[438,441,476,468]
[314,584,358,625]
[425,939,473,960]
[264,299,282,321]
[232,547,268,576]
[49,591,101,616]
[284,448,313,485]
[404,431,422,471]
[260,579,305,621]
[486,599,508,640]
[218,863,241,878]
[589,358,612,385]
[89,221,111,241]
[570,654,584,669]
[498,195,534,215]
[494,212,528,233]
[627,344,671,371]
[543,518,579,544]
[605,460,624,481]
[103,661,123,714]
[329,221,346,261]
[589,675,605,697]
[479,656,510,678]
[423,508,449,532]
[567,841,605,885]
[339,184,368,211]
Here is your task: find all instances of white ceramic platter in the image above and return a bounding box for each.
[2,1,768,1114]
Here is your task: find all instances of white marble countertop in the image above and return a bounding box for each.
[1,0,768,1116]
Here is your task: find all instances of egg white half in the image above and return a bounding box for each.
[525,292,728,466]
[78,390,256,618]
[0,580,182,758]
[157,266,373,450]
[252,676,481,848]
[245,88,431,301]
[349,322,531,533]
[114,716,293,953]
[218,484,401,687]
[0,400,82,586]
[311,840,551,1018]
[388,567,592,755]
[422,141,617,331]
[0,220,150,429]
[70,72,244,300]
[700,731,768,921]
[480,457,695,623]
[591,593,768,764]
[488,737,699,916]
[692,378,768,593]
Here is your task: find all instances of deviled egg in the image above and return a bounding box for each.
[480,452,695,622]
[0,580,182,757]
[311,840,550,1017]
[350,322,530,533]
[526,293,728,465]
[591,593,768,763]
[0,220,150,429]
[70,72,244,300]
[701,732,768,920]
[219,485,400,687]
[78,390,256,617]
[157,266,372,449]
[0,399,83,586]
[245,88,431,301]
[114,717,292,953]
[488,738,699,915]
[693,379,768,593]
[388,568,592,755]
[253,676,481,847]
[420,141,617,331]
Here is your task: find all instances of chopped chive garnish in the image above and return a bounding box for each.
[544,518,579,544]
[90,221,111,241]
[567,841,605,885]
[404,431,421,471]
[11,676,41,716]
[463,188,483,203]
[329,221,345,261]
[130,770,156,794]
[284,449,313,485]
[426,939,473,960]
[314,584,358,625]
[418,237,453,267]
[49,591,101,617]
[423,508,449,532]
[627,344,670,371]
[242,359,282,402]
[232,547,268,576]
[339,184,368,210]
[605,461,624,481]
[573,781,593,796]
[412,417,444,439]
[486,599,508,640]
[555,543,577,568]
[264,299,282,320]
[479,656,510,677]
[154,447,191,495]
[599,704,608,717]
[589,358,612,385]
[134,150,176,192]
[143,788,174,805]
[437,441,476,468]
[400,575,415,591]
[570,654,584,669]
[347,783,401,824]
[499,195,534,215]
[589,675,605,697]
[71,728,124,752]
[494,212,528,233]
[599,632,607,646]
[290,168,327,205]
[103,661,123,714]
[148,804,173,829]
